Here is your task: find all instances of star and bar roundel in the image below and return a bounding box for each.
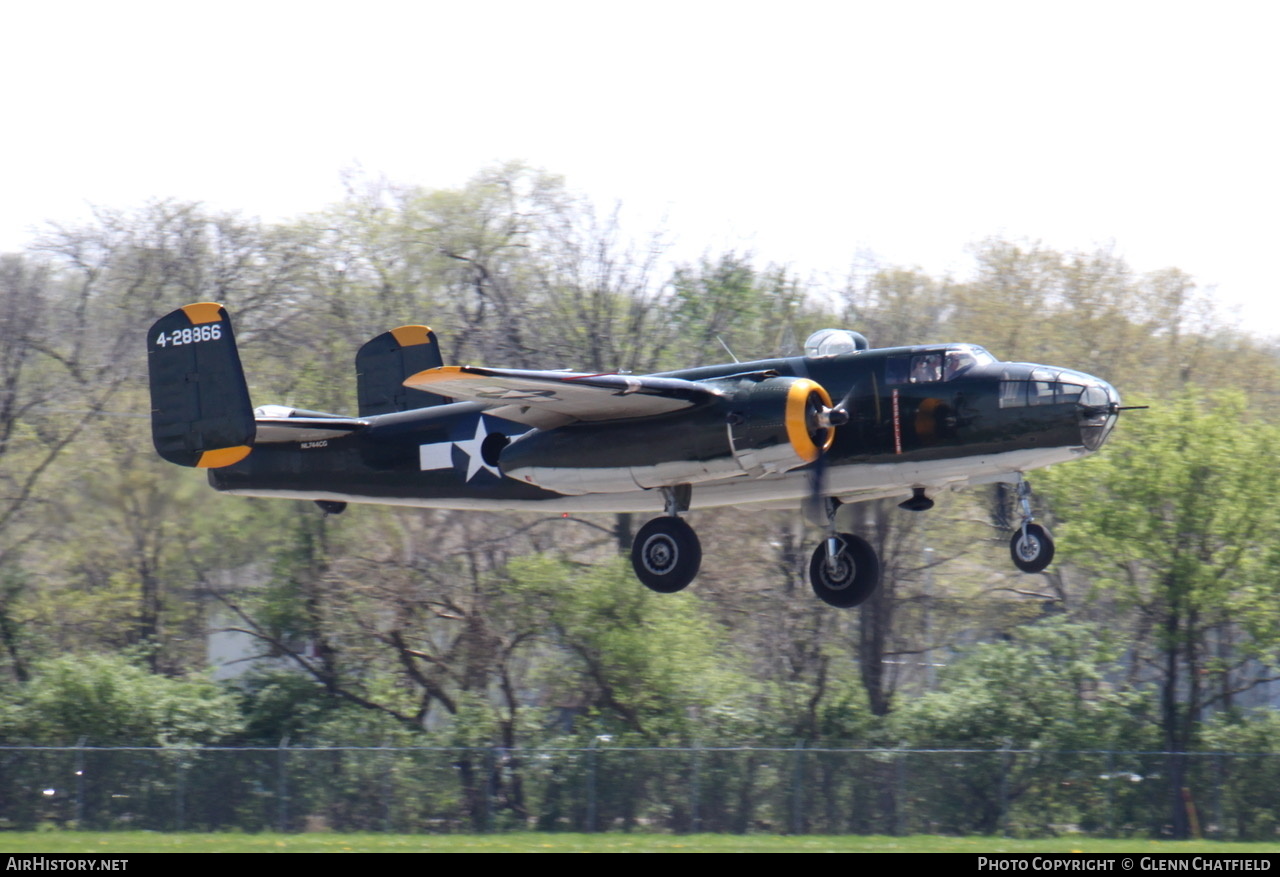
[417,415,509,483]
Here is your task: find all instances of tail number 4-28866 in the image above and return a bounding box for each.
[155,324,222,348]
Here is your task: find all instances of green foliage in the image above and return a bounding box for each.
[885,619,1150,834]
[668,253,810,364]
[3,653,242,745]
[1199,710,1280,838]
[1036,395,1280,836]
[233,670,335,744]
[1039,392,1280,721]
[505,555,750,741]
[892,618,1143,749]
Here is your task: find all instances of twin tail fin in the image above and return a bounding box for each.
[147,302,255,468]
[148,305,452,468]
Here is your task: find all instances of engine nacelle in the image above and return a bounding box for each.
[498,375,834,494]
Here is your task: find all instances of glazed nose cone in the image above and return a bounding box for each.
[1078,377,1120,451]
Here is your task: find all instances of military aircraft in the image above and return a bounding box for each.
[148,303,1124,608]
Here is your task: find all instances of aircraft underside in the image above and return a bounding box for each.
[217,445,1082,514]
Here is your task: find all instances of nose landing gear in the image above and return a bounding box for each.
[1009,477,1055,573]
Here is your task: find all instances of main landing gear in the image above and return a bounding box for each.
[632,517,702,592]
[626,478,1058,607]
[628,487,883,609]
[630,485,702,593]
[805,496,881,608]
[808,532,880,608]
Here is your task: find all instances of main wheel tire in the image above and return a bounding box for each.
[1010,522,1055,573]
[631,517,702,593]
[809,533,881,608]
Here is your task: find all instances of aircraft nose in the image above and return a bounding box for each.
[1078,377,1120,451]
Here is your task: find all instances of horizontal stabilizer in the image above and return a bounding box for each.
[148,302,255,468]
[403,365,723,428]
[253,405,368,443]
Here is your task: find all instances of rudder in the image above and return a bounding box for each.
[148,302,255,468]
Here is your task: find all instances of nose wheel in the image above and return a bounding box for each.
[1010,522,1055,573]
[1008,477,1055,573]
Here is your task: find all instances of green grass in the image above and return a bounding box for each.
[0,833,1277,853]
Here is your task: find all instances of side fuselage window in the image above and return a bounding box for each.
[999,381,1027,409]
[1000,375,1093,408]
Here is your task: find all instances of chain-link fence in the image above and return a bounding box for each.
[1,746,1277,838]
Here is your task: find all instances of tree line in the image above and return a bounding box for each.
[2,162,1280,837]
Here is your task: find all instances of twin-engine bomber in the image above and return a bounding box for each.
[148,303,1124,607]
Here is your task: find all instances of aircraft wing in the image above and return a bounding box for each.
[403,366,724,428]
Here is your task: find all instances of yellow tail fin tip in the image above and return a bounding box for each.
[196,446,252,468]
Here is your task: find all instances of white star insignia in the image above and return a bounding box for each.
[452,417,501,482]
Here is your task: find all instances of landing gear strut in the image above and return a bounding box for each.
[809,533,880,608]
[806,497,881,608]
[631,485,701,593]
[1009,477,1055,573]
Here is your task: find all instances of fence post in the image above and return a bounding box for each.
[790,740,806,835]
[895,747,907,837]
[175,753,185,832]
[484,747,497,833]
[1105,749,1114,836]
[1212,753,1223,840]
[690,742,702,834]
[276,736,290,833]
[380,743,392,833]
[73,736,86,829]
[999,741,1012,838]
[586,736,599,833]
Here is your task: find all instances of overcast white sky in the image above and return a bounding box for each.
[4,1,1278,333]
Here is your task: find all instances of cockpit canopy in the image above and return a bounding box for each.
[804,328,870,357]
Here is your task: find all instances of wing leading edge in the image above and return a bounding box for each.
[403,366,724,428]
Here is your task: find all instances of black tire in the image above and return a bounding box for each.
[1010,522,1055,573]
[631,517,702,593]
[809,533,880,608]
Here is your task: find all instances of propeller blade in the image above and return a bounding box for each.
[803,450,830,527]
[802,380,853,525]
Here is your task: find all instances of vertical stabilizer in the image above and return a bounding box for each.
[356,325,450,416]
[147,302,255,468]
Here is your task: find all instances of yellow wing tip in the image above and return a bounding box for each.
[403,365,465,389]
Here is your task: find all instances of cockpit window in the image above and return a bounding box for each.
[888,346,994,386]
[1030,368,1058,405]
[944,350,975,380]
[888,353,943,384]
[912,354,942,383]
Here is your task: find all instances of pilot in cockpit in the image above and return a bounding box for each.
[911,355,942,383]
